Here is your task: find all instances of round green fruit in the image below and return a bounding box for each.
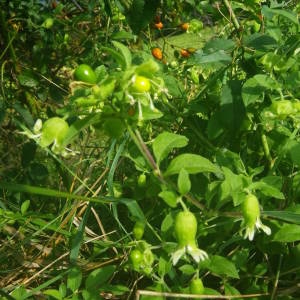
[132,76,151,93]
[40,117,69,147]
[74,64,97,84]
[130,249,143,269]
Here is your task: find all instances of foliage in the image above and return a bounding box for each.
[1,0,300,299]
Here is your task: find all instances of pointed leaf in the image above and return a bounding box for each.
[67,267,82,292]
[158,190,178,207]
[207,255,239,279]
[112,41,132,69]
[152,132,188,165]
[273,224,300,242]
[85,265,116,291]
[263,211,300,225]
[164,154,221,176]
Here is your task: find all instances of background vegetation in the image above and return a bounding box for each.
[0,0,300,299]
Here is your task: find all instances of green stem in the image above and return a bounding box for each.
[222,0,240,31]
[127,124,205,211]
[261,132,274,169]
[271,254,283,300]
[0,10,18,72]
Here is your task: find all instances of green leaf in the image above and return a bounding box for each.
[112,41,132,69]
[193,50,232,65]
[263,211,300,225]
[119,198,145,221]
[262,5,298,24]
[85,265,116,291]
[220,167,246,206]
[286,140,300,165]
[17,70,38,87]
[243,33,278,51]
[164,154,221,176]
[207,255,239,279]
[0,182,111,205]
[177,168,191,195]
[273,224,300,242]
[158,190,178,207]
[21,200,30,215]
[67,267,82,293]
[224,283,241,298]
[248,181,284,199]
[152,132,189,165]
[43,289,62,300]
[70,204,91,264]
[242,74,278,106]
[101,46,126,69]
[178,264,195,275]
[124,0,160,34]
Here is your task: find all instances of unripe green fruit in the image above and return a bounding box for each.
[130,249,143,269]
[132,76,151,93]
[40,117,69,147]
[189,278,204,295]
[74,64,97,84]
[174,211,198,248]
[242,194,260,226]
[133,221,145,240]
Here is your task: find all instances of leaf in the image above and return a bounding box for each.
[204,38,235,52]
[248,181,284,199]
[112,41,132,69]
[242,74,278,107]
[101,46,126,69]
[273,224,300,242]
[158,190,178,208]
[119,198,145,221]
[17,70,38,87]
[207,255,239,279]
[70,204,91,264]
[85,265,116,291]
[124,0,160,34]
[220,167,246,206]
[21,200,30,215]
[152,132,188,165]
[43,289,62,300]
[177,168,191,195]
[164,154,221,176]
[263,211,300,225]
[243,33,278,51]
[67,267,82,292]
[286,140,300,165]
[224,283,241,299]
[262,5,298,24]
[0,182,110,205]
[193,50,232,65]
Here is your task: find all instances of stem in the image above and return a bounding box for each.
[127,125,162,178]
[222,0,240,31]
[261,132,274,169]
[271,254,283,300]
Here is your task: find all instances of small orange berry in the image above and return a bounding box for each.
[180,49,190,58]
[181,22,189,31]
[151,47,163,60]
[154,22,164,30]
